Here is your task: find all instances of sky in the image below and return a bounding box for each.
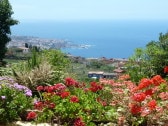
[9,0,168,22]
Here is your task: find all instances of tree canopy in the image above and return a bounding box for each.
[127,32,168,82]
[0,0,18,61]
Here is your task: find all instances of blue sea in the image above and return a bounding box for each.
[11,20,168,58]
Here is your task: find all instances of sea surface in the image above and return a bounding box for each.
[11,20,168,58]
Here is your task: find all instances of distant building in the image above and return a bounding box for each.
[18,47,29,53]
[113,68,125,77]
[88,71,117,79]
[103,72,118,79]
[88,71,104,79]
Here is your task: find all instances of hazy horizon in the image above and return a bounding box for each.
[10,0,168,22]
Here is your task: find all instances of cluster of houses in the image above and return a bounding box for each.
[87,57,128,79]
[7,39,128,79]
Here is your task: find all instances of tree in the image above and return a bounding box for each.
[0,0,18,61]
[126,32,168,82]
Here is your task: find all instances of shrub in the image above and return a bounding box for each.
[0,76,33,123]
[33,78,118,125]
[12,49,70,91]
[13,61,55,90]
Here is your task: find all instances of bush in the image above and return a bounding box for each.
[12,49,70,91]
[33,78,118,125]
[0,76,33,123]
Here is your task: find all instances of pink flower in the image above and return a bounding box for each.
[141,107,150,117]
[36,86,43,91]
[159,92,168,100]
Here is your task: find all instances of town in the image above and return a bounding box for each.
[6,35,128,80]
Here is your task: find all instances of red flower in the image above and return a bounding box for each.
[54,83,66,91]
[26,111,37,120]
[89,82,103,92]
[34,101,43,110]
[164,66,168,73]
[36,86,43,91]
[60,91,70,98]
[148,100,157,110]
[138,78,152,90]
[48,102,56,109]
[132,92,146,102]
[65,77,77,86]
[151,75,165,86]
[44,86,54,93]
[144,89,153,96]
[130,104,141,115]
[70,95,79,103]
[74,117,85,126]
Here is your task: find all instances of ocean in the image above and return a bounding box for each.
[11,20,168,58]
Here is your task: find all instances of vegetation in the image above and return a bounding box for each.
[127,32,168,82]
[0,35,167,125]
[0,0,18,63]
[0,2,167,124]
[11,49,70,91]
[0,76,33,123]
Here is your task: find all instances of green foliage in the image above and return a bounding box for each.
[0,67,13,76]
[27,48,41,70]
[0,77,33,123]
[42,49,70,71]
[35,80,118,125]
[42,49,70,82]
[86,60,115,72]
[0,0,18,61]
[12,49,70,90]
[127,32,168,82]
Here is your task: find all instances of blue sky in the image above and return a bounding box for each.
[10,0,168,22]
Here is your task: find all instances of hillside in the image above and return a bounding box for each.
[8,35,91,50]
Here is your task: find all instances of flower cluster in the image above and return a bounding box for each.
[129,74,168,123]
[89,81,103,92]
[33,78,117,125]
[0,76,33,123]
[99,73,168,125]
[0,76,32,96]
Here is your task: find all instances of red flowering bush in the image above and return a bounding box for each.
[18,70,167,126]
[33,78,118,125]
[100,73,168,126]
